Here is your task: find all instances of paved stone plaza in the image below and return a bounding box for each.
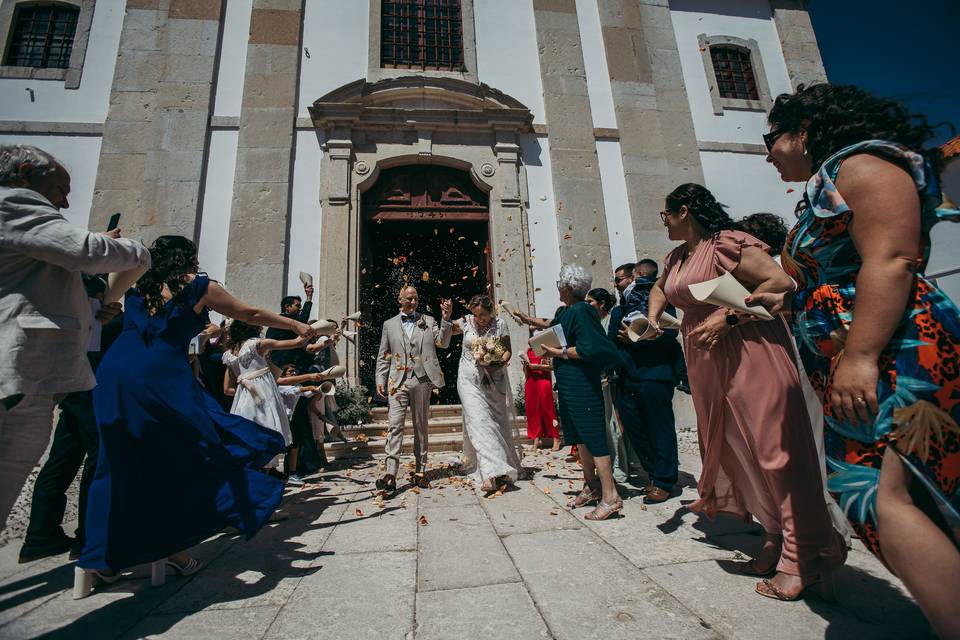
[0,448,930,640]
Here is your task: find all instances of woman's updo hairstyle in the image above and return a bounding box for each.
[665,183,737,235]
[467,294,494,313]
[137,235,200,315]
[768,83,945,173]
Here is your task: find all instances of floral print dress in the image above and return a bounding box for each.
[782,140,960,557]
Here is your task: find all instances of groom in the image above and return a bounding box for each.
[375,285,452,494]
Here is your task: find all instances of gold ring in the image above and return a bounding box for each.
[854,397,866,404]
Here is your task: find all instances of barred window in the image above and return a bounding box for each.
[4,3,79,69]
[710,45,759,101]
[381,0,463,71]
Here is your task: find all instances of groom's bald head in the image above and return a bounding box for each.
[398,286,419,314]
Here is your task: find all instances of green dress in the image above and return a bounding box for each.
[551,302,622,456]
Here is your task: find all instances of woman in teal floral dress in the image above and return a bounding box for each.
[755,83,959,635]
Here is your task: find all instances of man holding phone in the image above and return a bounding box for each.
[0,145,149,531]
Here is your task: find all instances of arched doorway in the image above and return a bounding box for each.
[358,165,491,404]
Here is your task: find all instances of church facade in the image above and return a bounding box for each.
[0,0,826,384]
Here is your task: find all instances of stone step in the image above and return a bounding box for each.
[326,433,533,458]
[359,415,527,434]
[369,404,463,420]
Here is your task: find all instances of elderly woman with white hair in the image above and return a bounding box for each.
[538,264,624,520]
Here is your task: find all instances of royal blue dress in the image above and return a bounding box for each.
[79,275,285,571]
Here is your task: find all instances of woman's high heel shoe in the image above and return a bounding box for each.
[755,572,837,602]
[166,557,203,577]
[72,567,120,599]
[584,497,623,521]
[566,481,601,508]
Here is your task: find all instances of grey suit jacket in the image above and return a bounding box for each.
[0,187,150,398]
[376,313,453,391]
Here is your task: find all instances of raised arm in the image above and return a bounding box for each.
[201,281,313,337]
[1,190,149,273]
[434,298,453,348]
[257,335,309,355]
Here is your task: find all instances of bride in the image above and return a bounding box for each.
[451,294,523,493]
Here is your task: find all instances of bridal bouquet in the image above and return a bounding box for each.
[472,336,506,368]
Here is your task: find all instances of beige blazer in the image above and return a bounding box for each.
[376,313,452,391]
[0,187,150,398]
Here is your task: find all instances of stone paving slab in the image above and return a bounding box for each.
[503,528,718,640]
[264,550,416,640]
[478,481,583,536]
[415,582,550,639]
[121,605,281,640]
[417,504,519,592]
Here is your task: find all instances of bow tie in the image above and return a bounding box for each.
[401,313,418,323]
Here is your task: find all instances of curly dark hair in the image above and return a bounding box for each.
[586,288,615,313]
[467,294,494,313]
[137,235,200,316]
[768,83,946,174]
[665,183,737,234]
[225,319,262,351]
[737,213,789,256]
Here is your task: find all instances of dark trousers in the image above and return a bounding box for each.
[23,388,99,550]
[615,379,678,491]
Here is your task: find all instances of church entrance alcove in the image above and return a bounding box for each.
[358,164,492,405]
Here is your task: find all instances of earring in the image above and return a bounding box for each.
[802,145,809,157]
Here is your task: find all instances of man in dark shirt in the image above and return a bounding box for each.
[608,261,681,504]
[265,281,313,369]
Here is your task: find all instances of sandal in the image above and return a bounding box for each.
[166,557,203,577]
[584,498,623,521]
[566,481,601,508]
[755,572,836,602]
[737,558,778,577]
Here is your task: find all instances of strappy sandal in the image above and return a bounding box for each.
[737,558,778,577]
[566,481,601,508]
[166,557,203,577]
[584,498,623,521]
[755,572,836,603]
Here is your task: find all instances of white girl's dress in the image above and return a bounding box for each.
[222,338,293,452]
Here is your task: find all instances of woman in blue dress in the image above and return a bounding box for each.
[78,236,315,584]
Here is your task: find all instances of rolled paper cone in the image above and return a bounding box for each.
[340,330,357,343]
[627,317,659,342]
[319,365,346,379]
[342,311,362,323]
[659,312,681,329]
[688,271,772,319]
[299,271,313,286]
[310,319,338,336]
[104,264,149,304]
[320,381,336,396]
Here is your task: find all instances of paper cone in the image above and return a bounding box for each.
[318,365,346,379]
[625,312,681,342]
[320,381,339,411]
[658,312,681,329]
[340,329,357,343]
[299,271,313,286]
[342,311,362,324]
[310,319,339,336]
[104,264,149,304]
[687,271,773,319]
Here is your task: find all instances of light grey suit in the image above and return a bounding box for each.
[376,312,452,475]
[0,186,149,527]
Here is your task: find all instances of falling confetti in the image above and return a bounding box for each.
[355,508,364,517]
[786,187,795,193]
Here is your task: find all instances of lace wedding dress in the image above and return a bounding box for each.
[457,316,523,484]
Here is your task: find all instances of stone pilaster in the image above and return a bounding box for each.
[597,0,703,263]
[91,0,222,241]
[770,0,827,89]
[224,0,303,309]
[531,0,612,287]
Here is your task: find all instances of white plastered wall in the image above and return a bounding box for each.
[0,1,123,123]
[287,130,324,300]
[197,130,239,285]
[520,134,562,316]
[297,0,369,118]
[699,151,803,220]
[212,0,253,117]
[474,0,546,125]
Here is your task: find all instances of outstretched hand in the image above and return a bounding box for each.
[440,298,453,321]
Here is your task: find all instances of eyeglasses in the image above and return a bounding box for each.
[658,210,675,223]
[763,129,785,153]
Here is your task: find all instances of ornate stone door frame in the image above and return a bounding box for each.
[309,76,536,383]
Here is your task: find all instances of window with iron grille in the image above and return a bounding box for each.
[709,45,759,101]
[381,0,464,71]
[4,3,79,69]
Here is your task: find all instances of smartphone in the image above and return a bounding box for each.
[107,213,121,232]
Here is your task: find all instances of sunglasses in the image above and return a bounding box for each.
[763,129,785,153]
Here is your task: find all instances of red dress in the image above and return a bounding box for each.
[524,348,558,439]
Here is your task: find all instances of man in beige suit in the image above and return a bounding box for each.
[375,286,452,494]
[0,145,149,529]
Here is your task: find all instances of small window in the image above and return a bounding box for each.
[4,3,79,70]
[709,45,759,101]
[381,0,463,71]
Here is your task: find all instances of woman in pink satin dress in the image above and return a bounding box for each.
[645,184,845,601]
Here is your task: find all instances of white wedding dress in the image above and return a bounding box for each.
[457,316,523,484]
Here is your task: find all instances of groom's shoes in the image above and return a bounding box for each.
[375,474,397,496]
[411,472,431,489]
